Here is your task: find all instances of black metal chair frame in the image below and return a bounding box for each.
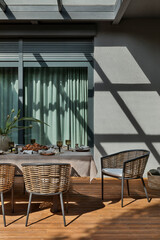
[101,149,150,207]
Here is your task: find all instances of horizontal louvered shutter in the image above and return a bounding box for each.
[23,40,93,62]
[0,39,93,62]
[0,41,19,61]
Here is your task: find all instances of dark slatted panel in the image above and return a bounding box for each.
[0,41,19,61]
[23,40,93,61]
[0,40,93,62]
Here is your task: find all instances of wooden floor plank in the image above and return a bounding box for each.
[0,178,160,240]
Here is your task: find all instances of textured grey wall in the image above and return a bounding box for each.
[94,19,160,177]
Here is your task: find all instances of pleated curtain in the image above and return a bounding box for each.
[0,67,18,143]
[24,67,88,147]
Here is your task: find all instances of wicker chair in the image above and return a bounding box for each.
[21,163,71,227]
[0,163,15,227]
[101,149,150,207]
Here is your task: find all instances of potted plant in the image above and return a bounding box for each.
[0,109,48,151]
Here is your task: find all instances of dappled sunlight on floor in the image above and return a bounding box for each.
[0,178,160,239]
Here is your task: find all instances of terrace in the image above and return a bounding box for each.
[0,0,160,239]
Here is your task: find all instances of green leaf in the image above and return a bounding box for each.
[19,117,49,126]
[6,125,34,134]
[5,121,12,130]
[1,109,50,136]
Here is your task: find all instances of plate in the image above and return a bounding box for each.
[76,149,90,152]
[40,152,55,156]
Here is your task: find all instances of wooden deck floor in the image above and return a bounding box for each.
[0,178,160,240]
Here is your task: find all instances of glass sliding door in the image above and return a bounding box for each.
[0,67,18,143]
[24,67,88,147]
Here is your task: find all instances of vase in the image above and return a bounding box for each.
[0,135,10,151]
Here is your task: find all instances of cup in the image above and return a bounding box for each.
[31,139,36,144]
[9,141,14,152]
[57,141,63,152]
[65,140,71,150]
[9,141,14,148]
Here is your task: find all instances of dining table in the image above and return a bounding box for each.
[0,150,98,182]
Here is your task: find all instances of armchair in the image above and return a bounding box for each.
[101,149,150,207]
[22,163,71,226]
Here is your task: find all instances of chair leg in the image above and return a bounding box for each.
[126,179,130,196]
[141,177,150,202]
[1,192,6,227]
[102,172,104,200]
[11,186,14,213]
[25,193,32,227]
[121,177,124,208]
[24,182,26,195]
[66,191,69,213]
[60,192,66,227]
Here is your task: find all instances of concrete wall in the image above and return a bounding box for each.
[94,19,160,177]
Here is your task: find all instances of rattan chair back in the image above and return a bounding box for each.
[101,149,149,170]
[124,154,149,178]
[22,163,71,195]
[0,164,15,193]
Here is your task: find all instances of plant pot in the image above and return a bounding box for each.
[0,135,10,151]
[147,170,160,190]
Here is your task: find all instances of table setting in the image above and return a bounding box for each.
[0,140,97,181]
[1,139,91,155]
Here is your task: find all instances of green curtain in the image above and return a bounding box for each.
[0,67,18,143]
[24,67,88,147]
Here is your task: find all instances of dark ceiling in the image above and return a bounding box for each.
[124,0,160,19]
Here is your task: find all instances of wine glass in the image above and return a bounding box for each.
[57,141,63,152]
[31,139,36,144]
[9,141,14,152]
[65,140,71,151]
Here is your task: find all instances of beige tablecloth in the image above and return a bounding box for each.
[0,151,97,181]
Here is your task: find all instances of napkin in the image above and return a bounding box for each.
[22,150,33,154]
[39,148,56,154]
[80,146,90,150]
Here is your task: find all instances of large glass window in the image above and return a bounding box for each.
[0,67,18,143]
[24,67,88,147]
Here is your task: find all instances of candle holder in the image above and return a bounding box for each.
[65,140,71,151]
[31,139,36,144]
[57,141,63,152]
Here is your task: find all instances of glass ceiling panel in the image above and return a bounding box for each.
[5,0,118,6]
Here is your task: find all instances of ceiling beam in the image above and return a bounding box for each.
[0,0,6,12]
[113,0,132,24]
[31,20,38,24]
[57,0,62,12]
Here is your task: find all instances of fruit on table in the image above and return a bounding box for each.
[22,143,48,152]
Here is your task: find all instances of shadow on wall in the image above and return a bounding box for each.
[93,42,160,167]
